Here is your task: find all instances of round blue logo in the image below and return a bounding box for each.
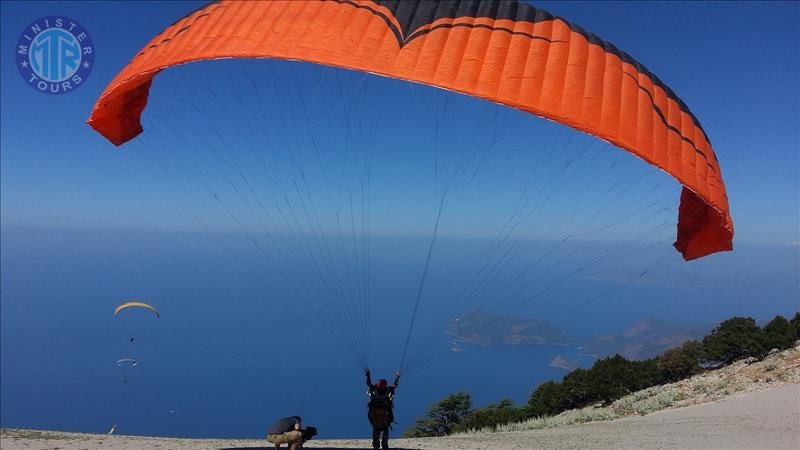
[16,16,94,95]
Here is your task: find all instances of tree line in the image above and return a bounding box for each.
[405,313,800,437]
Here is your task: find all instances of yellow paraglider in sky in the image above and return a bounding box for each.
[114,301,159,319]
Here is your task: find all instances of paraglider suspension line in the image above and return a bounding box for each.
[399,192,446,372]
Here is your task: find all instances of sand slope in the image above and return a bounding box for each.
[3,383,798,450]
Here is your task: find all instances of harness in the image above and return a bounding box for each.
[367,388,395,430]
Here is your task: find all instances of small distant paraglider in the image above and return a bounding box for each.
[116,358,138,367]
[114,301,160,318]
[129,336,135,342]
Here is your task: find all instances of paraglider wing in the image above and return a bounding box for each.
[116,358,138,367]
[87,0,733,260]
[114,301,160,318]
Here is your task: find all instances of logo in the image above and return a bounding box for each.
[16,16,94,94]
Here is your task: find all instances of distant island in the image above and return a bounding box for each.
[445,313,705,359]
[549,355,579,371]
[446,309,571,347]
[582,318,706,360]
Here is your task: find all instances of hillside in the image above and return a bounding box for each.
[463,344,799,434]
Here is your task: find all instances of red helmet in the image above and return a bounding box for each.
[377,379,388,389]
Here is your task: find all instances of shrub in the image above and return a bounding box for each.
[455,398,526,432]
[790,312,800,340]
[404,392,471,437]
[763,315,796,351]
[702,317,765,364]
[658,340,702,382]
[526,380,566,417]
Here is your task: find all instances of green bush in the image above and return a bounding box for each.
[762,315,795,351]
[404,392,471,437]
[455,398,526,432]
[790,313,800,340]
[702,317,765,364]
[526,380,566,417]
[658,340,702,382]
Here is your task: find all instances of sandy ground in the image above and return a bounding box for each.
[2,383,798,450]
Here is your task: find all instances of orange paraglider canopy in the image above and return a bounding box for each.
[87,0,732,260]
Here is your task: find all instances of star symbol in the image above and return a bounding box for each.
[20,60,28,68]
[82,61,91,69]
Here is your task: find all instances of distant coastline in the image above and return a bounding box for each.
[446,310,572,348]
[445,313,708,363]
